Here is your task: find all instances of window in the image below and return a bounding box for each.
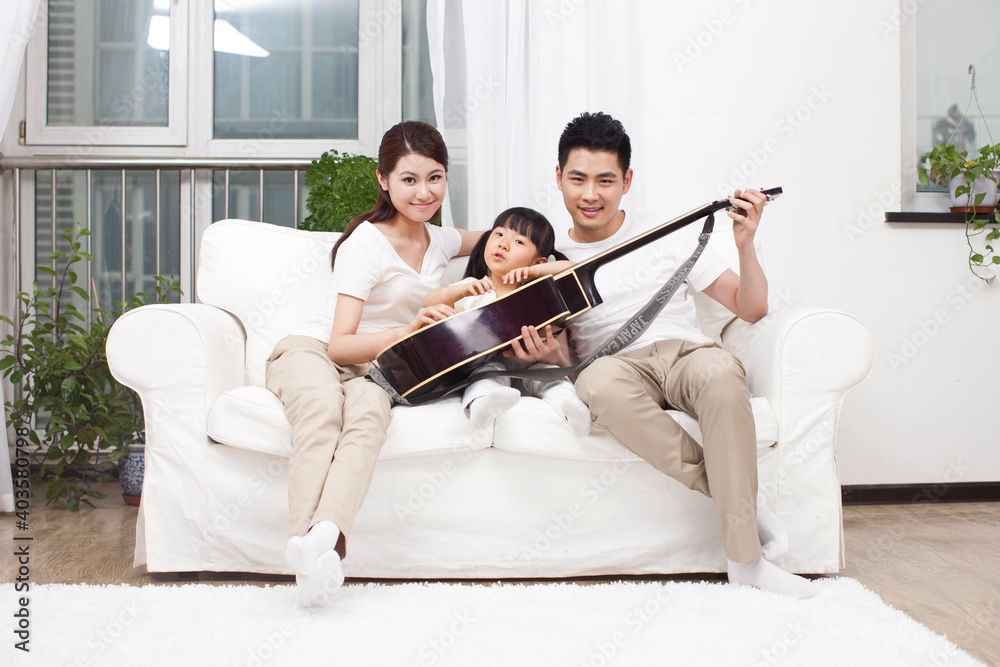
[903,0,1000,207]
[26,0,188,145]
[11,0,438,306]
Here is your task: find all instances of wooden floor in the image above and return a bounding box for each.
[3,483,998,665]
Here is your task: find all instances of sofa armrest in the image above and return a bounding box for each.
[721,307,875,571]
[107,304,247,432]
[721,307,875,415]
[106,303,247,569]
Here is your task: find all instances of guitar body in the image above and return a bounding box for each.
[375,187,782,401]
[375,273,588,399]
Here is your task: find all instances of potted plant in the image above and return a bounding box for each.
[300,149,380,233]
[0,223,181,510]
[918,141,1000,280]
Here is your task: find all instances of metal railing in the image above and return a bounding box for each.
[1,157,314,305]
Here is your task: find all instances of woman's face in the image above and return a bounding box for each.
[377,153,447,225]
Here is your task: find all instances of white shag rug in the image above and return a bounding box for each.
[3,577,983,667]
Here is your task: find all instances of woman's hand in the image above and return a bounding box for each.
[407,303,456,333]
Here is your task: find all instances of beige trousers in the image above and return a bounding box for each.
[265,335,392,558]
[575,339,762,563]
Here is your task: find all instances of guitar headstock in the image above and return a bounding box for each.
[724,186,782,213]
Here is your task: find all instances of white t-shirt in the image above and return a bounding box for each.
[556,211,730,358]
[295,221,463,343]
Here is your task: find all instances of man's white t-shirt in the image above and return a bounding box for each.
[556,212,730,358]
[295,221,463,343]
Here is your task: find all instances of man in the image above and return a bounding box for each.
[532,111,814,597]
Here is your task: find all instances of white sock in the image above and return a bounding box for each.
[727,557,816,599]
[756,492,791,561]
[296,549,345,606]
[468,387,520,431]
[285,520,341,576]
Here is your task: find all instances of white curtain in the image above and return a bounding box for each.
[0,0,40,142]
[427,0,635,233]
[1,0,40,512]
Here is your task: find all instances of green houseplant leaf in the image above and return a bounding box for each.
[0,223,182,510]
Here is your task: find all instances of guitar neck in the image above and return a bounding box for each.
[559,187,781,308]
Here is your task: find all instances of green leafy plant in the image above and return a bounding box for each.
[918,141,1000,280]
[0,224,181,510]
[300,150,380,232]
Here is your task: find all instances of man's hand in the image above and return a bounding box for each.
[727,188,766,252]
[503,324,567,366]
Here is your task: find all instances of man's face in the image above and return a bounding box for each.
[556,147,632,243]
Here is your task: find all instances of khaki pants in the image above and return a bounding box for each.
[575,339,762,563]
[265,335,392,558]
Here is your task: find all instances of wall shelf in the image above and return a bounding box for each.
[885,211,997,224]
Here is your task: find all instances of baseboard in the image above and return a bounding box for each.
[842,482,1000,505]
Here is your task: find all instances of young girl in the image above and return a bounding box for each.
[266,121,481,605]
[423,207,591,436]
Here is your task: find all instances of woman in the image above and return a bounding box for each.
[265,121,481,604]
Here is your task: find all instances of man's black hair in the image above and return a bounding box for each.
[557,111,631,174]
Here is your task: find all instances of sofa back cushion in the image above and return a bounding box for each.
[197,220,340,386]
[195,218,755,386]
[197,220,466,386]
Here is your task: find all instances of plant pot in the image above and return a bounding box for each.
[949,173,1000,213]
[120,443,145,506]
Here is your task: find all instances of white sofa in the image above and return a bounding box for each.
[106,219,875,579]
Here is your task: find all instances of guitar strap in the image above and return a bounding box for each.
[369,212,716,406]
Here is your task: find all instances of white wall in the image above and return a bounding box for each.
[619,0,998,485]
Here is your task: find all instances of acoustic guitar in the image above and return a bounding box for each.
[373,187,782,402]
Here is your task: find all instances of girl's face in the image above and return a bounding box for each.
[483,225,545,277]
[377,153,447,225]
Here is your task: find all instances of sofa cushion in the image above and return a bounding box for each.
[207,385,489,460]
[492,395,777,461]
[208,385,777,463]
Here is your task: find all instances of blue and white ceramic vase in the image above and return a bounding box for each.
[120,443,145,506]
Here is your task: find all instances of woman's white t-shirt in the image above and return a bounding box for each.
[295,221,462,343]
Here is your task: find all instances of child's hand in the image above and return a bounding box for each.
[502,266,538,285]
[463,277,495,297]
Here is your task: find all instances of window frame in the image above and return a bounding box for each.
[21,0,402,157]
[24,0,190,147]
